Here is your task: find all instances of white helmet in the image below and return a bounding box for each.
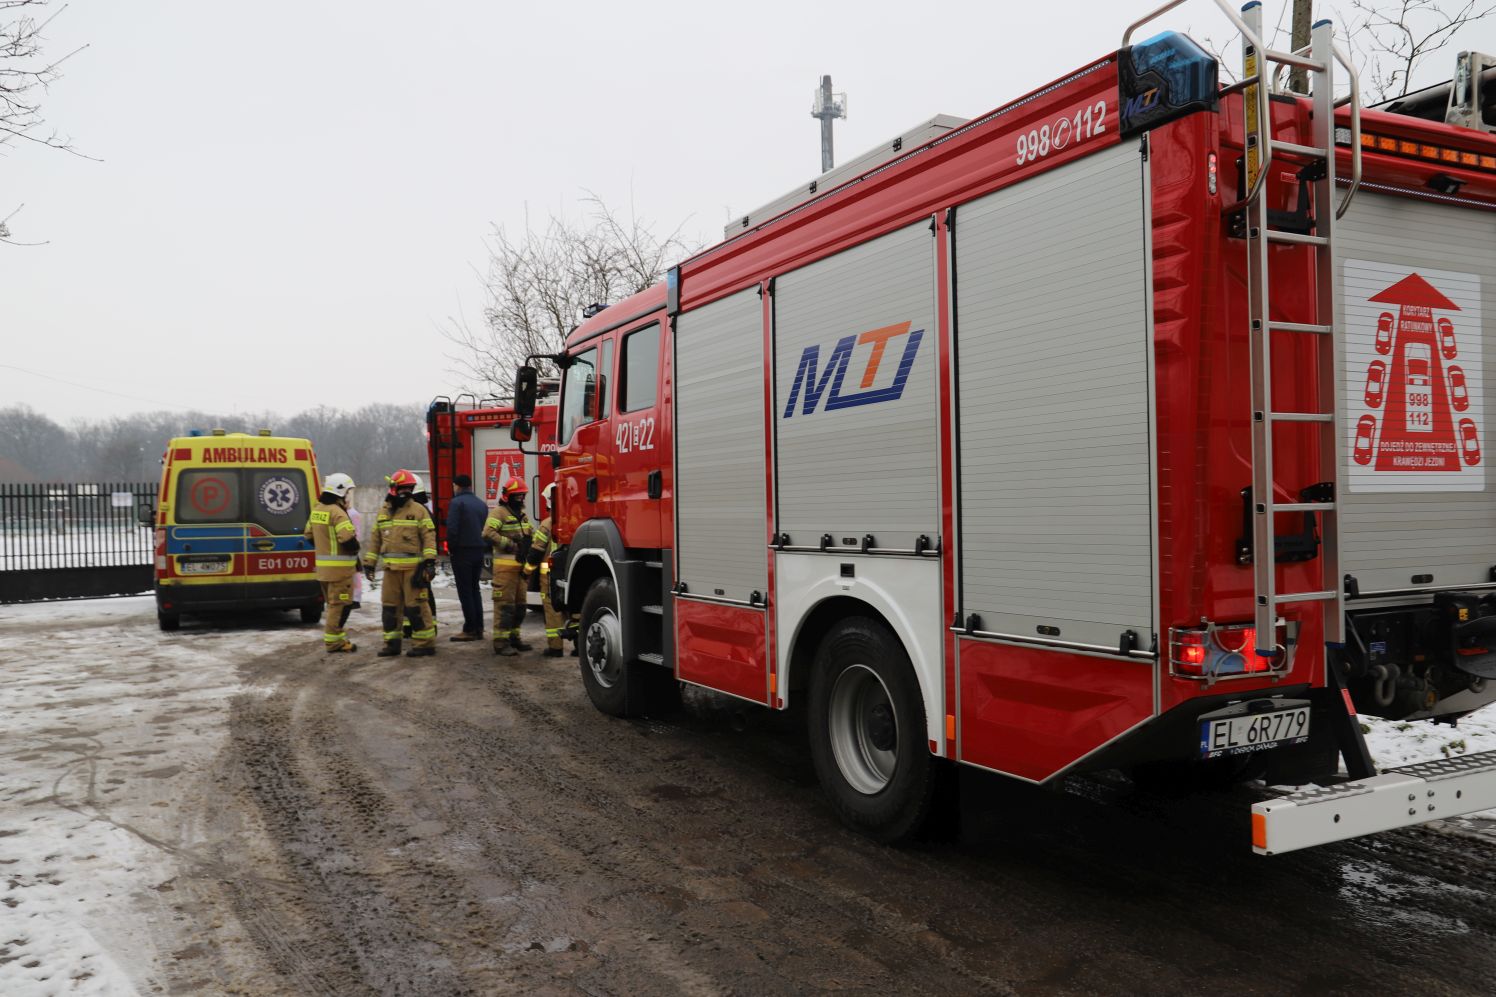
[323,472,355,499]
[409,473,425,494]
[542,482,556,505]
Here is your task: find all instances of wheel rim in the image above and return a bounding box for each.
[828,663,898,795]
[584,608,623,689]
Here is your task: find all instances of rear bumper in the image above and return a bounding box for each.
[156,579,320,614]
[1252,750,1496,855]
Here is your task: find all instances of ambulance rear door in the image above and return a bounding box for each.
[1337,190,1496,595]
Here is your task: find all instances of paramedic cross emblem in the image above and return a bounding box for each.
[258,477,299,515]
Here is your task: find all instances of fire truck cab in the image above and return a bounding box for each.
[513,0,1496,853]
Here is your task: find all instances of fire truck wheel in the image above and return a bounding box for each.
[157,611,180,632]
[578,577,629,717]
[300,604,323,625]
[807,618,937,843]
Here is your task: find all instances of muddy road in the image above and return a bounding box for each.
[7,600,1496,994]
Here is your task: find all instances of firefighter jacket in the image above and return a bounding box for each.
[483,503,533,568]
[304,500,360,581]
[523,516,558,576]
[366,497,437,571]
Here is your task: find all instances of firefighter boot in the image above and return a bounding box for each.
[407,646,436,658]
[543,648,564,658]
[510,634,533,652]
[494,638,519,657]
[378,641,402,657]
[326,639,357,654]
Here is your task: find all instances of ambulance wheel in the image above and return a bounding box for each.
[157,612,180,632]
[578,577,629,717]
[299,604,322,625]
[808,618,937,843]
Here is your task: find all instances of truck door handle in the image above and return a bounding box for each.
[648,470,662,499]
[253,539,274,551]
[586,477,598,502]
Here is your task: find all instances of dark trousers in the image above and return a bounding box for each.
[450,548,487,635]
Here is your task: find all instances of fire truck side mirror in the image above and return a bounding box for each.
[513,366,539,417]
[510,418,533,444]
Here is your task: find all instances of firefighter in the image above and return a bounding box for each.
[523,482,566,657]
[411,478,439,640]
[303,472,360,653]
[364,468,438,658]
[483,476,533,656]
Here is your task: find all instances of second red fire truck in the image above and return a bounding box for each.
[508,0,1496,852]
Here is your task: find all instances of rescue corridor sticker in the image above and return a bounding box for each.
[1344,260,1484,493]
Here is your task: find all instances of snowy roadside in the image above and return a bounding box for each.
[0,596,307,997]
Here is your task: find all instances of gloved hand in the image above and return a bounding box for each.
[363,563,376,583]
[422,559,437,583]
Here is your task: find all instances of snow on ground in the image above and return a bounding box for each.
[0,595,307,996]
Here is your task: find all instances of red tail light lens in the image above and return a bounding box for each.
[1170,622,1287,678]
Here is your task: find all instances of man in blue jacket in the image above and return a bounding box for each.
[446,474,490,641]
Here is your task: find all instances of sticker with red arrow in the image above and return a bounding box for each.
[1345,261,1483,492]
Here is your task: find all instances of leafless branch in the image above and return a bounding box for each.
[444,195,698,397]
[1345,0,1496,101]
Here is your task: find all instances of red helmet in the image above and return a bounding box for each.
[387,468,419,494]
[500,476,528,500]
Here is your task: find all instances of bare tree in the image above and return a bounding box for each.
[1,0,89,246]
[445,195,695,397]
[1347,0,1496,102]
[1195,0,1493,100]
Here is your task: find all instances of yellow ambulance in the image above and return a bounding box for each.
[143,429,323,631]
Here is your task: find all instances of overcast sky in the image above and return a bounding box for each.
[4,1,1493,424]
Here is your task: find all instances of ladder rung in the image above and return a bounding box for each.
[1270,140,1329,159]
[1264,49,1325,73]
[1270,411,1334,423]
[1276,590,1339,605]
[1265,230,1329,247]
[1268,321,1334,335]
[1271,502,1337,513]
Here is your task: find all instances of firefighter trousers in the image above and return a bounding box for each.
[541,566,563,651]
[381,568,435,649]
[491,562,526,647]
[320,573,354,648]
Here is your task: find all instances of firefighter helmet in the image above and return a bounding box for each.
[323,472,355,499]
[541,482,556,506]
[387,468,419,494]
[501,476,528,500]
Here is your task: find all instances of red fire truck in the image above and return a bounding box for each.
[507,0,1496,853]
[426,394,558,598]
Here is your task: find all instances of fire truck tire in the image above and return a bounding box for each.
[157,611,180,632]
[300,604,322,625]
[807,618,937,843]
[578,577,631,717]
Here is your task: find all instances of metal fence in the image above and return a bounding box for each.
[0,482,157,602]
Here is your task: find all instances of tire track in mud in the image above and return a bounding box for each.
[218,670,491,996]
[200,635,1496,995]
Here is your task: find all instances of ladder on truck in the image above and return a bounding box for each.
[1237,4,1362,665]
[1129,0,1362,665]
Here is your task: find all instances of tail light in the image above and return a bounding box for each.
[1207,150,1218,195]
[1170,620,1296,681]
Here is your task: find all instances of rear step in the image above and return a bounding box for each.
[637,652,665,666]
[1252,750,1496,855]
[643,604,663,616]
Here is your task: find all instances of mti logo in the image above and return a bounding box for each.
[783,321,924,418]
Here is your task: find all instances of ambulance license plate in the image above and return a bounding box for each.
[179,558,229,575]
[1199,706,1310,759]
